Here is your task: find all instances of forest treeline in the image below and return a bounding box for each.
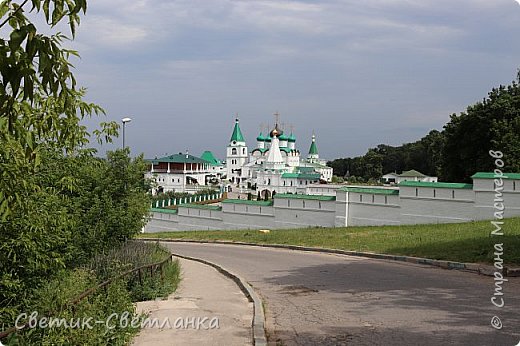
[328,73,520,183]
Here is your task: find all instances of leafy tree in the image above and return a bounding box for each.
[328,130,445,181]
[0,0,115,220]
[68,149,151,265]
[360,149,383,180]
[442,74,520,181]
[331,175,344,183]
[0,0,142,329]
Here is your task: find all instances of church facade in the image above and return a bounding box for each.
[146,116,333,195]
[226,118,333,197]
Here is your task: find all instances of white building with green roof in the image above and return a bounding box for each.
[146,152,222,194]
[226,118,249,184]
[224,116,334,196]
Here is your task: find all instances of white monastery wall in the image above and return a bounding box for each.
[144,175,520,232]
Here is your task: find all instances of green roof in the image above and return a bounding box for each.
[150,208,178,214]
[341,187,399,195]
[398,181,473,189]
[288,133,296,142]
[252,148,269,153]
[200,151,222,166]
[281,173,321,180]
[280,147,292,153]
[399,169,426,177]
[180,204,222,211]
[471,172,520,180]
[278,133,289,141]
[309,140,318,155]
[256,132,266,141]
[275,194,336,201]
[222,199,273,206]
[150,153,209,164]
[230,119,245,142]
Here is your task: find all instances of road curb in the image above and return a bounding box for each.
[168,251,267,346]
[140,238,520,277]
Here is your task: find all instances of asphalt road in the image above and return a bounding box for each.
[162,242,520,346]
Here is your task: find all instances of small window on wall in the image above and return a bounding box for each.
[384,196,388,204]
[433,189,436,198]
[319,201,322,209]
[359,194,363,202]
[303,201,306,208]
[452,190,455,199]
[372,195,375,203]
[232,148,237,155]
[415,188,418,197]
[514,181,517,191]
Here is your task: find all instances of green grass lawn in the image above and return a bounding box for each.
[139,218,520,266]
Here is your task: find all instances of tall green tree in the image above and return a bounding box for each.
[0,0,130,326]
[441,74,520,182]
[0,0,114,221]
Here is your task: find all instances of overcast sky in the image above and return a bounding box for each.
[70,0,520,160]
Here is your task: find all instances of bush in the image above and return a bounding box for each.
[2,242,180,345]
[5,269,137,346]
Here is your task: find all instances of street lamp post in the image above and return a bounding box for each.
[121,117,132,149]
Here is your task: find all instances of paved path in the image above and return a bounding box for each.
[132,258,253,346]
[163,242,520,346]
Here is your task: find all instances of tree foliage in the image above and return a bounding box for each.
[441,74,520,182]
[0,0,113,221]
[328,130,444,183]
[0,0,151,332]
[0,148,151,328]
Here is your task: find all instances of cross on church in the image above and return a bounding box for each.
[274,111,280,125]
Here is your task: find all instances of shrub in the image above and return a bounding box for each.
[1,242,180,345]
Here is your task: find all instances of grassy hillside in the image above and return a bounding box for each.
[139,218,520,265]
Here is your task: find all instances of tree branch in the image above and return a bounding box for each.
[0,0,31,29]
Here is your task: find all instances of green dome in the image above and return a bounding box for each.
[288,132,296,142]
[278,133,289,141]
[230,118,245,142]
[256,132,266,141]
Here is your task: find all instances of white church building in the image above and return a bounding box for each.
[146,116,333,195]
[226,117,333,197]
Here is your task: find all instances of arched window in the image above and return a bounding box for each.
[232,148,237,155]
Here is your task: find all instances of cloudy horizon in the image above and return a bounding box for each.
[67,0,520,160]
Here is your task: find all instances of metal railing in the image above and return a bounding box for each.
[0,254,175,340]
